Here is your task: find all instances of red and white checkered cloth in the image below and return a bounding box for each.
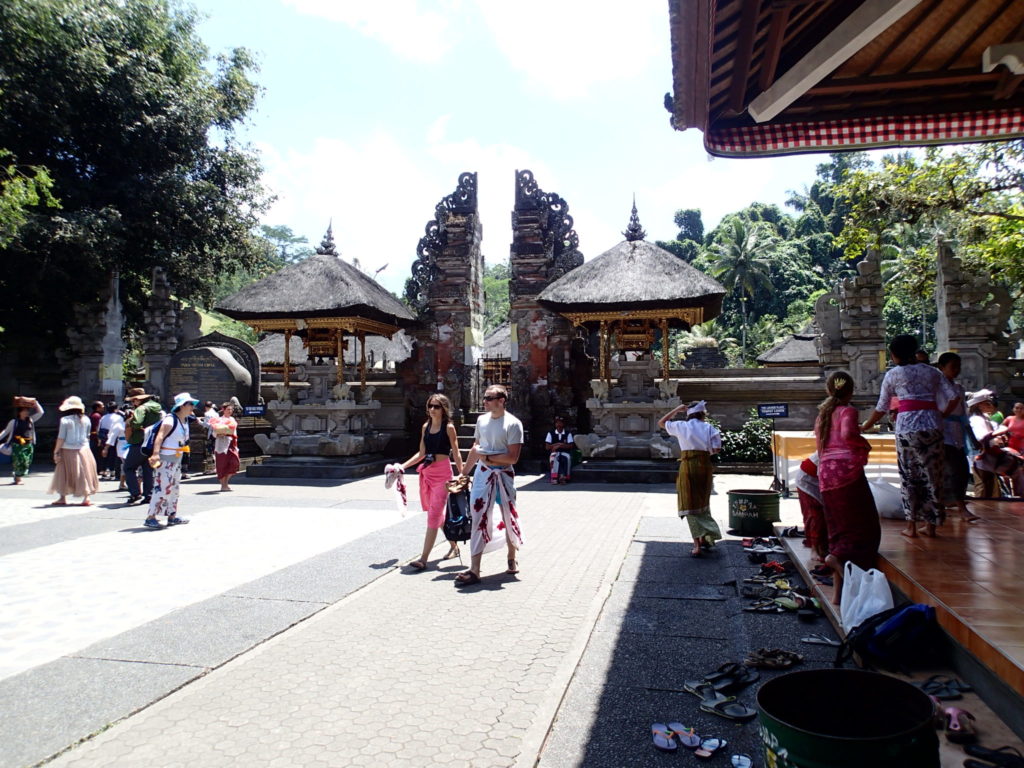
[705,108,1024,156]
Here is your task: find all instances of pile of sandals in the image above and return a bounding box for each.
[650,724,752,765]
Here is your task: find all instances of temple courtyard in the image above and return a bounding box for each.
[1,469,1021,768]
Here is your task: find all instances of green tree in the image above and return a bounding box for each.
[0,149,58,246]
[483,262,509,333]
[0,0,269,364]
[704,217,775,364]
[260,224,313,264]
[656,207,704,262]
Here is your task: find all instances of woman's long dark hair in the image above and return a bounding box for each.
[816,371,855,448]
[425,393,454,428]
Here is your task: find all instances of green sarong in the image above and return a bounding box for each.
[12,441,34,477]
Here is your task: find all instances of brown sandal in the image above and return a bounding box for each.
[455,571,481,586]
[409,560,426,570]
[506,559,519,574]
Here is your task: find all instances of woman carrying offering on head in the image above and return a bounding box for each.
[657,400,722,558]
[815,373,880,603]
[48,396,100,506]
[208,402,241,492]
[862,335,955,538]
[1,396,44,485]
[400,394,464,569]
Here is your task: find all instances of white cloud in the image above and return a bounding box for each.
[474,0,666,97]
[281,0,460,62]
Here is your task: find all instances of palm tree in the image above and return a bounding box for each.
[707,218,774,363]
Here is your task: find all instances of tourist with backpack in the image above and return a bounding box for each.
[122,387,163,505]
[142,392,196,530]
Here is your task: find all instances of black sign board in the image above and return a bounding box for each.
[758,403,789,419]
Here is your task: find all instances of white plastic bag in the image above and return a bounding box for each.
[840,561,894,634]
[868,479,903,519]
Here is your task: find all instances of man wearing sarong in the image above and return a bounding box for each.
[455,385,524,586]
[658,400,722,557]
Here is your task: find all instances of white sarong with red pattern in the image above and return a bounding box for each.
[469,463,523,556]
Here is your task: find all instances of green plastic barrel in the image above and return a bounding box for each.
[757,669,939,768]
[727,489,780,536]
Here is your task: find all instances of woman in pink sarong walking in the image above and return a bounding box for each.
[400,394,463,570]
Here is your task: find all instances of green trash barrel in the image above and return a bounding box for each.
[727,489,780,536]
[757,669,939,768]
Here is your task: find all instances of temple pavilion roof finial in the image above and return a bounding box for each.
[316,220,339,256]
[623,197,647,242]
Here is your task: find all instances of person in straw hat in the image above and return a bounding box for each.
[657,399,723,557]
[48,396,99,506]
[122,386,163,505]
[142,392,197,530]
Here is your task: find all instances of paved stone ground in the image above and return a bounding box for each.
[2,467,806,768]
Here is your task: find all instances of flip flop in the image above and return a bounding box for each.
[731,755,753,768]
[744,648,803,669]
[700,697,758,722]
[650,723,677,752]
[944,707,977,744]
[917,674,972,700]
[666,722,700,748]
[684,663,758,696]
[963,745,1024,768]
[48,501,69,507]
[694,737,727,759]
[801,633,841,647]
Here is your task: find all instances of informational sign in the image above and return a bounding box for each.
[167,347,251,407]
[758,403,789,419]
[243,405,266,417]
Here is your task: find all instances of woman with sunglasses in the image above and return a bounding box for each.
[400,393,464,569]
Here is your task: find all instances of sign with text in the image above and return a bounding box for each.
[243,405,266,417]
[758,403,789,419]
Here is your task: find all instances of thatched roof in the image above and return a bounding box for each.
[537,238,725,322]
[254,331,414,366]
[484,323,512,358]
[756,324,820,366]
[216,254,416,327]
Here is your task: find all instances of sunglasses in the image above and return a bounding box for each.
[427,403,443,410]
[483,395,503,401]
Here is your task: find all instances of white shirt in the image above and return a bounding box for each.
[940,381,966,448]
[98,412,123,432]
[57,415,91,449]
[875,363,955,434]
[545,430,574,451]
[474,412,524,455]
[105,420,130,459]
[664,418,722,453]
[157,415,189,456]
[970,413,995,442]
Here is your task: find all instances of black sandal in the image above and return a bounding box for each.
[506,559,519,574]
[455,571,481,586]
[409,560,426,570]
[441,546,460,560]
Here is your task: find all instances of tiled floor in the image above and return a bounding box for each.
[875,500,1024,697]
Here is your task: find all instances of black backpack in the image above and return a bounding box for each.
[443,488,472,543]
[835,603,941,672]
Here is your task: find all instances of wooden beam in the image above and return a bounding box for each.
[758,5,791,91]
[808,70,996,94]
[749,0,924,123]
[671,0,713,130]
[728,1,763,114]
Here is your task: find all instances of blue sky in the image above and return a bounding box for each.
[193,0,828,293]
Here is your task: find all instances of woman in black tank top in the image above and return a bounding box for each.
[398,394,465,569]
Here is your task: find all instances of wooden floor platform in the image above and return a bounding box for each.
[875,501,1024,697]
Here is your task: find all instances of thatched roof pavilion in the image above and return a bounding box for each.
[216,231,416,390]
[756,324,820,368]
[538,204,725,382]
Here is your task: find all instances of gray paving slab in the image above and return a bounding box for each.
[0,657,200,768]
[634,516,686,539]
[74,595,324,668]
[225,514,423,602]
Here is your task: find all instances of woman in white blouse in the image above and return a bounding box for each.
[657,400,723,557]
[48,395,100,506]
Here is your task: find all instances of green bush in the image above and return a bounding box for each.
[710,410,772,462]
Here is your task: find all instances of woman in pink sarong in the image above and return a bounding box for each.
[207,402,240,491]
[400,394,464,570]
[816,372,880,604]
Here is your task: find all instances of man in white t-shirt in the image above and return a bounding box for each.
[456,385,524,586]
